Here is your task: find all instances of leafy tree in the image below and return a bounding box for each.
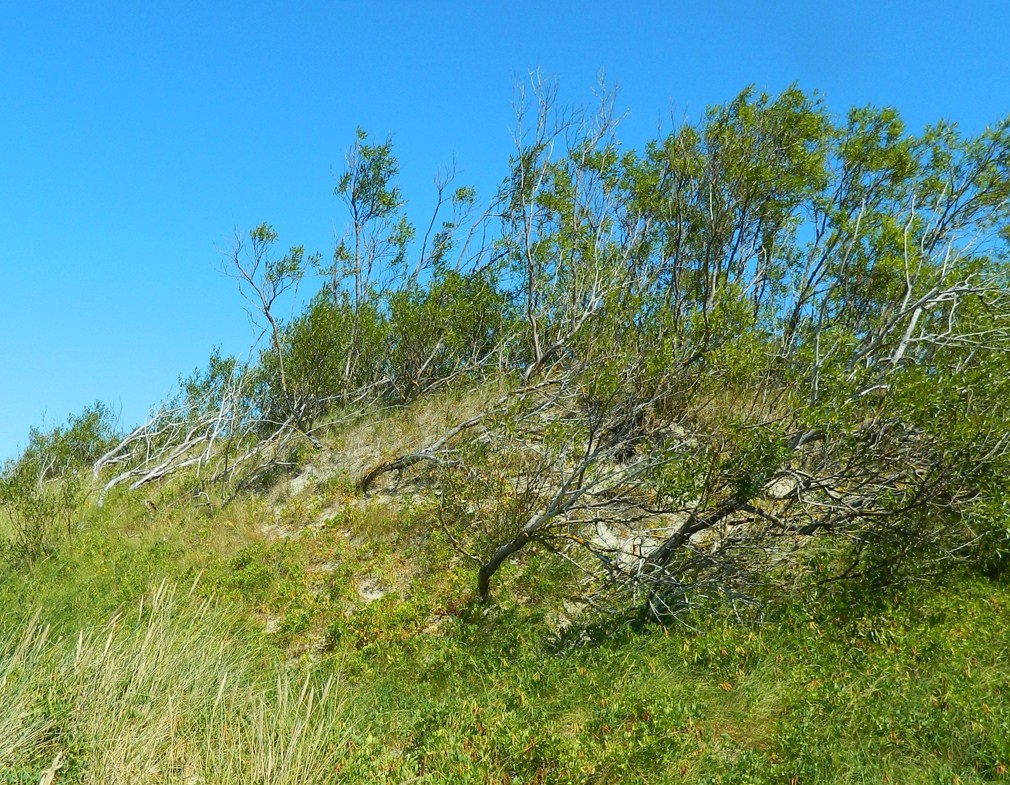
[389,83,1010,610]
[229,223,313,413]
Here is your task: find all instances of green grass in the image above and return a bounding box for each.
[325,576,1010,783]
[2,442,1009,782]
[0,582,348,784]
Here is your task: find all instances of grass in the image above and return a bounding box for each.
[0,581,349,784]
[2,399,1009,782]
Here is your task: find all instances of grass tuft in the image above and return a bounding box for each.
[0,582,349,784]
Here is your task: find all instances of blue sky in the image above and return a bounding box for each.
[1,1,1008,458]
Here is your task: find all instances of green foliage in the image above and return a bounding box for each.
[257,289,388,421]
[178,347,242,414]
[0,403,117,565]
[436,429,551,566]
[17,402,118,479]
[236,90,1010,612]
[11,83,1010,779]
[386,269,511,401]
[325,128,414,298]
[1,411,1009,781]
[249,223,309,286]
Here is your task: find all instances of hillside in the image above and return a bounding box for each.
[3,85,1010,783]
[1,395,1009,783]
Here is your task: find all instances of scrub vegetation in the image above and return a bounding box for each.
[3,80,1010,782]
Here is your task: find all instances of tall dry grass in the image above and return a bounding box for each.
[0,581,350,784]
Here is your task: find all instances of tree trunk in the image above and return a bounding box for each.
[477,531,531,601]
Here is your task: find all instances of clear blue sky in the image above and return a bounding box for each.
[2,1,1008,458]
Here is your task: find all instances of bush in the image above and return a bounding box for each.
[386,269,512,402]
[257,290,388,424]
[0,403,117,564]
